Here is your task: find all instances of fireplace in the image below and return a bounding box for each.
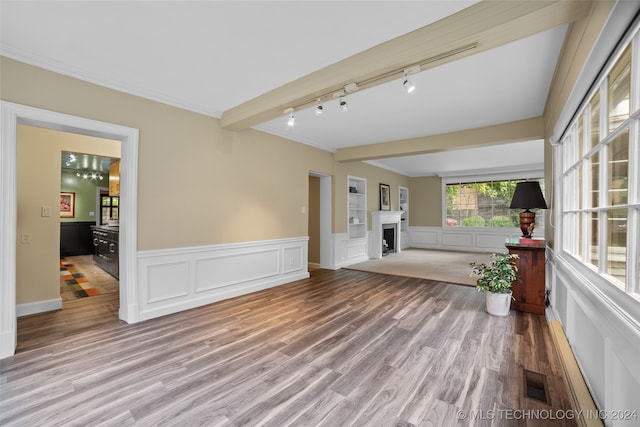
[382,223,396,255]
[370,211,403,259]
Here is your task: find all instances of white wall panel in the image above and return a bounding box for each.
[195,249,280,292]
[409,226,513,253]
[331,233,369,269]
[283,246,304,274]
[442,232,473,247]
[137,237,308,321]
[146,260,189,303]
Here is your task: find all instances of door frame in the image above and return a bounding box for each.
[1,101,139,358]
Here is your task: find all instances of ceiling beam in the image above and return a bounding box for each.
[220,1,593,131]
[334,117,545,162]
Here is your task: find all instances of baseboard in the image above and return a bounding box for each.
[549,320,603,427]
[16,298,62,317]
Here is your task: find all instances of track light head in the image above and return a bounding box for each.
[315,99,324,116]
[403,78,416,94]
[339,96,348,112]
[284,107,295,127]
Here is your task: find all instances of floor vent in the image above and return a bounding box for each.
[524,369,549,404]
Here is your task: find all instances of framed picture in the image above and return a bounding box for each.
[379,183,390,211]
[60,192,75,218]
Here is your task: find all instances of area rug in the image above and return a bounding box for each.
[60,258,102,298]
[345,248,493,286]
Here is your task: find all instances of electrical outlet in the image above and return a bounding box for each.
[21,233,31,244]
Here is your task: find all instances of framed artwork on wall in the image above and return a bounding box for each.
[379,183,390,211]
[60,192,75,218]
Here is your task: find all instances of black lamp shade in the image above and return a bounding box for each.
[510,182,548,210]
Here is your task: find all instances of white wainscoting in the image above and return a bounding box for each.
[137,237,309,321]
[331,233,369,269]
[410,226,517,253]
[547,249,640,416]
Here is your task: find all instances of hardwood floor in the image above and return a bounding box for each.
[1,269,575,426]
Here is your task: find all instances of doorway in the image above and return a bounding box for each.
[308,171,331,270]
[0,101,139,358]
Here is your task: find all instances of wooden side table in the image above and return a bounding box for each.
[505,241,546,315]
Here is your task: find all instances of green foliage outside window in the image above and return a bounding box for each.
[446,179,543,229]
[488,216,515,227]
[461,215,485,227]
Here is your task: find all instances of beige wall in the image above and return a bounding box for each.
[2,57,336,250]
[2,57,339,305]
[408,176,442,227]
[308,176,320,264]
[334,161,410,233]
[16,125,120,304]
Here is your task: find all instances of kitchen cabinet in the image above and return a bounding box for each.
[91,225,119,279]
[60,222,95,256]
[109,159,120,196]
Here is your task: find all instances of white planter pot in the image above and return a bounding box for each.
[485,291,512,316]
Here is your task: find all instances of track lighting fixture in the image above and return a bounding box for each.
[339,96,348,112]
[284,107,295,127]
[75,171,104,181]
[403,78,415,94]
[315,99,324,116]
[402,65,420,94]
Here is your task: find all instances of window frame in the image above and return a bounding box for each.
[558,21,640,301]
[441,171,545,230]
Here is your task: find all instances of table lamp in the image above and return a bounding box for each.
[509,181,547,239]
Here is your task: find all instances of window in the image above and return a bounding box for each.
[445,178,544,229]
[560,27,639,296]
[100,190,119,225]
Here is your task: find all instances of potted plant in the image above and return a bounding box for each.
[470,252,520,316]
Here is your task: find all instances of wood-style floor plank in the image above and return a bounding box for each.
[1,269,575,426]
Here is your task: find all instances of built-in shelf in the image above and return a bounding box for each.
[399,186,409,232]
[348,176,367,239]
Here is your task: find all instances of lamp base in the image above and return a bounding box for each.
[519,210,536,238]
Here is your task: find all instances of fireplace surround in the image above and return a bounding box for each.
[370,211,403,259]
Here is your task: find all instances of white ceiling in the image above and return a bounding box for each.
[0,1,567,176]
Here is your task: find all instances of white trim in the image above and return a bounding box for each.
[0,101,139,359]
[370,211,403,259]
[16,298,62,317]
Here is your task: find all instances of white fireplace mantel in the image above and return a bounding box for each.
[370,211,404,259]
